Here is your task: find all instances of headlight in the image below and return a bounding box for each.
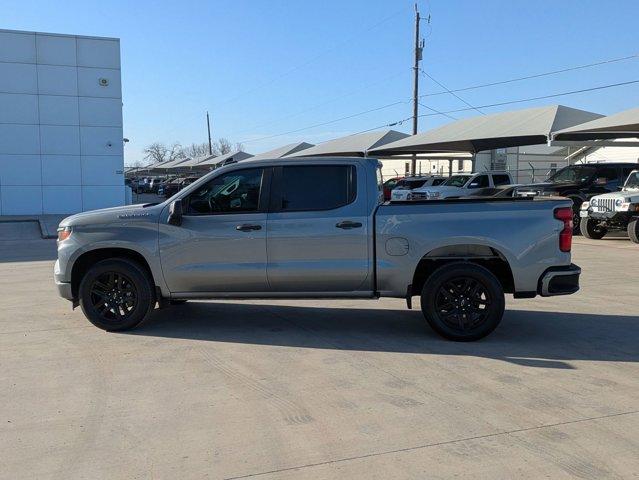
[406,193,413,200]
[615,198,624,207]
[57,226,72,242]
[590,198,597,207]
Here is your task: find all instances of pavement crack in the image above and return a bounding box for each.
[223,409,639,480]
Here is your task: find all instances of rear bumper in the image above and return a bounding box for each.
[538,264,581,297]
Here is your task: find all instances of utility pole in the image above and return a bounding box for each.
[206,111,213,155]
[411,3,424,176]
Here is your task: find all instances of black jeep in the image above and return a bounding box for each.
[515,162,639,233]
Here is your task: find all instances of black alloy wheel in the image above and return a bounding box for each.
[89,271,138,322]
[79,258,155,331]
[434,277,492,332]
[421,262,505,341]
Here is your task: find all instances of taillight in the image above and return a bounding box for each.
[554,207,573,252]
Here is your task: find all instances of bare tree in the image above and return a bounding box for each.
[143,142,169,164]
[143,142,186,164]
[212,138,232,156]
[183,143,210,158]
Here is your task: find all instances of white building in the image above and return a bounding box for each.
[0,29,123,215]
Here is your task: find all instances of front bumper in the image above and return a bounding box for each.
[538,264,581,297]
[54,258,74,301]
[56,279,74,300]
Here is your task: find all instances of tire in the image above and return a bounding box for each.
[579,217,607,239]
[78,258,155,331]
[420,262,505,341]
[629,218,639,244]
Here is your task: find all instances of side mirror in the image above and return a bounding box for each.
[167,199,183,226]
[595,177,607,185]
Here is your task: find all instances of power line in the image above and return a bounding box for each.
[234,71,407,136]
[216,5,412,108]
[241,99,409,144]
[243,78,639,144]
[418,101,457,120]
[416,78,639,118]
[420,69,484,114]
[420,53,639,98]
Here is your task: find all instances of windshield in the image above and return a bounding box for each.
[547,165,596,184]
[395,179,427,190]
[443,175,472,187]
[625,171,639,189]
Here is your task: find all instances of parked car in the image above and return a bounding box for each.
[148,177,167,193]
[54,157,580,341]
[579,169,639,243]
[515,162,639,233]
[390,176,446,201]
[458,184,520,199]
[407,171,514,200]
[383,176,403,201]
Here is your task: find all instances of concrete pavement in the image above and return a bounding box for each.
[1,235,638,479]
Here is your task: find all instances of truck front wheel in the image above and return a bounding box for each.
[579,217,607,239]
[420,263,505,341]
[629,219,639,244]
[78,258,155,331]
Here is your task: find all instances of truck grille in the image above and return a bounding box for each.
[593,198,616,213]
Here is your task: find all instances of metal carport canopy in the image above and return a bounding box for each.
[248,142,315,161]
[369,105,603,155]
[552,106,639,141]
[286,129,409,157]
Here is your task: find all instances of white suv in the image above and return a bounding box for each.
[409,171,514,200]
[580,169,639,243]
[390,176,446,201]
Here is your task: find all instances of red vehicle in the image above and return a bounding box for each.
[382,176,404,201]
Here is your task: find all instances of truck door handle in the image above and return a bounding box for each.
[336,221,362,229]
[236,224,262,232]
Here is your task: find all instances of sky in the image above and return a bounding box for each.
[4,0,639,165]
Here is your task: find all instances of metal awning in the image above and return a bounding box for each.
[248,142,315,161]
[175,154,217,168]
[286,129,409,157]
[552,106,639,142]
[156,157,192,169]
[197,150,253,166]
[369,105,603,155]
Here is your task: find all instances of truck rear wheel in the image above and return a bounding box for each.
[629,219,639,244]
[78,258,155,331]
[579,217,607,239]
[420,263,505,341]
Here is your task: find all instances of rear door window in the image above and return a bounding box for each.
[492,174,511,186]
[278,165,356,211]
[469,175,489,188]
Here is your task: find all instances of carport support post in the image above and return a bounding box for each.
[411,3,422,176]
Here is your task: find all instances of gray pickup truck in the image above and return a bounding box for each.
[54,157,580,341]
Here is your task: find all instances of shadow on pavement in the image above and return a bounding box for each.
[0,239,57,263]
[128,302,639,368]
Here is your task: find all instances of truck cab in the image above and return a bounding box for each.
[579,169,639,243]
